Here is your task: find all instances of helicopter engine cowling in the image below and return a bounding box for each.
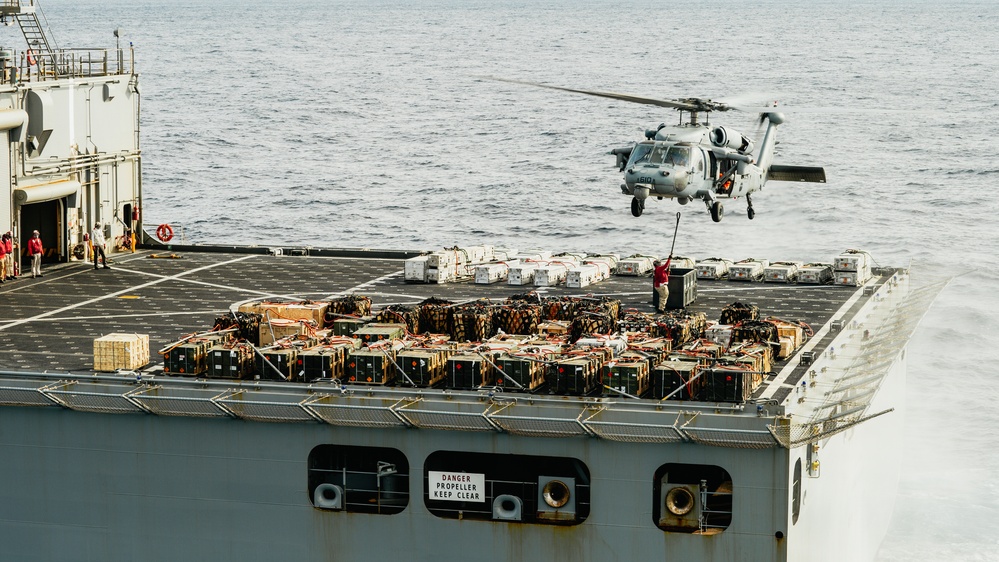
[710,126,755,154]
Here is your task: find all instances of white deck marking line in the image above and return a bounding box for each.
[0,255,256,332]
[111,264,302,300]
[321,271,403,300]
[758,283,869,401]
[37,310,227,322]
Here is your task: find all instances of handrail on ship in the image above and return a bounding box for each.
[0,46,135,84]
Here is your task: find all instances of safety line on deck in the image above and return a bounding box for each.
[0,256,256,332]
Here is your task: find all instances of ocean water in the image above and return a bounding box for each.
[40,0,999,559]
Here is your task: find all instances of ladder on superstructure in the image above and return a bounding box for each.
[3,0,58,67]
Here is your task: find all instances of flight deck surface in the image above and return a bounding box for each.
[0,247,871,406]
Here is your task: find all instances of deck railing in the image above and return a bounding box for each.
[0,47,134,84]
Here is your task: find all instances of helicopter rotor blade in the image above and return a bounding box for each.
[482,77,708,112]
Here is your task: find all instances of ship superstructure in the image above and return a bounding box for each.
[0,0,140,269]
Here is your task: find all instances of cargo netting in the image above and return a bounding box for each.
[769,271,951,447]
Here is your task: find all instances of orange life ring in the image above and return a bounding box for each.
[156,223,174,242]
[26,49,36,66]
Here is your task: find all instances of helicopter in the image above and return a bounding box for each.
[493,79,827,222]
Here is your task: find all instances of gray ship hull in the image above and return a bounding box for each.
[0,367,902,562]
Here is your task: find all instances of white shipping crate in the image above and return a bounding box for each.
[705,324,734,348]
[668,256,696,270]
[729,259,769,282]
[584,255,619,273]
[618,256,655,276]
[798,264,834,284]
[404,256,429,283]
[428,267,455,284]
[695,258,732,279]
[475,263,510,284]
[460,245,492,264]
[764,261,803,283]
[834,270,871,287]
[508,263,539,286]
[835,250,871,272]
[566,264,599,288]
[534,264,569,287]
[427,252,455,269]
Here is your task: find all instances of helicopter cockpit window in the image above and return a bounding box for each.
[666,147,691,167]
[628,143,654,166]
[648,145,669,165]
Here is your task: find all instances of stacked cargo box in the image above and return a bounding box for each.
[345,347,398,385]
[257,347,299,380]
[549,353,603,396]
[398,347,453,387]
[353,323,407,344]
[534,262,570,287]
[474,262,512,285]
[507,262,539,285]
[667,256,696,271]
[695,258,732,280]
[446,353,492,390]
[93,333,150,371]
[491,351,548,391]
[702,365,759,402]
[798,263,834,284]
[617,255,655,276]
[298,342,354,382]
[834,249,872,286]
[728,258,768,282]
[164,335,227,376]
[766,318,807,359]
[207,343,255,379]
[763,261,802,283]
[603,353,650,397]
[651,360,701,400]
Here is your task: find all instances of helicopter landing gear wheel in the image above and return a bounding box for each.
[747,207,755,220]
[710,201,724,222]
[631,197,644,217]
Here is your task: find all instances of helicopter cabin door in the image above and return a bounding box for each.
[703,149,718,180]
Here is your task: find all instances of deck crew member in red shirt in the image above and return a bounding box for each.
[0,234,6,283]
[2,232,12,281]
[27,230,43,278]
[652,255,672,313]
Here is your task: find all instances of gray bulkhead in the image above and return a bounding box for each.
[0,51,141,265]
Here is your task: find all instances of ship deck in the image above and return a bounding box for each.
[0,246,879,408]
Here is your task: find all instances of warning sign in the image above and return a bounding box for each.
[428,471,485,502]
